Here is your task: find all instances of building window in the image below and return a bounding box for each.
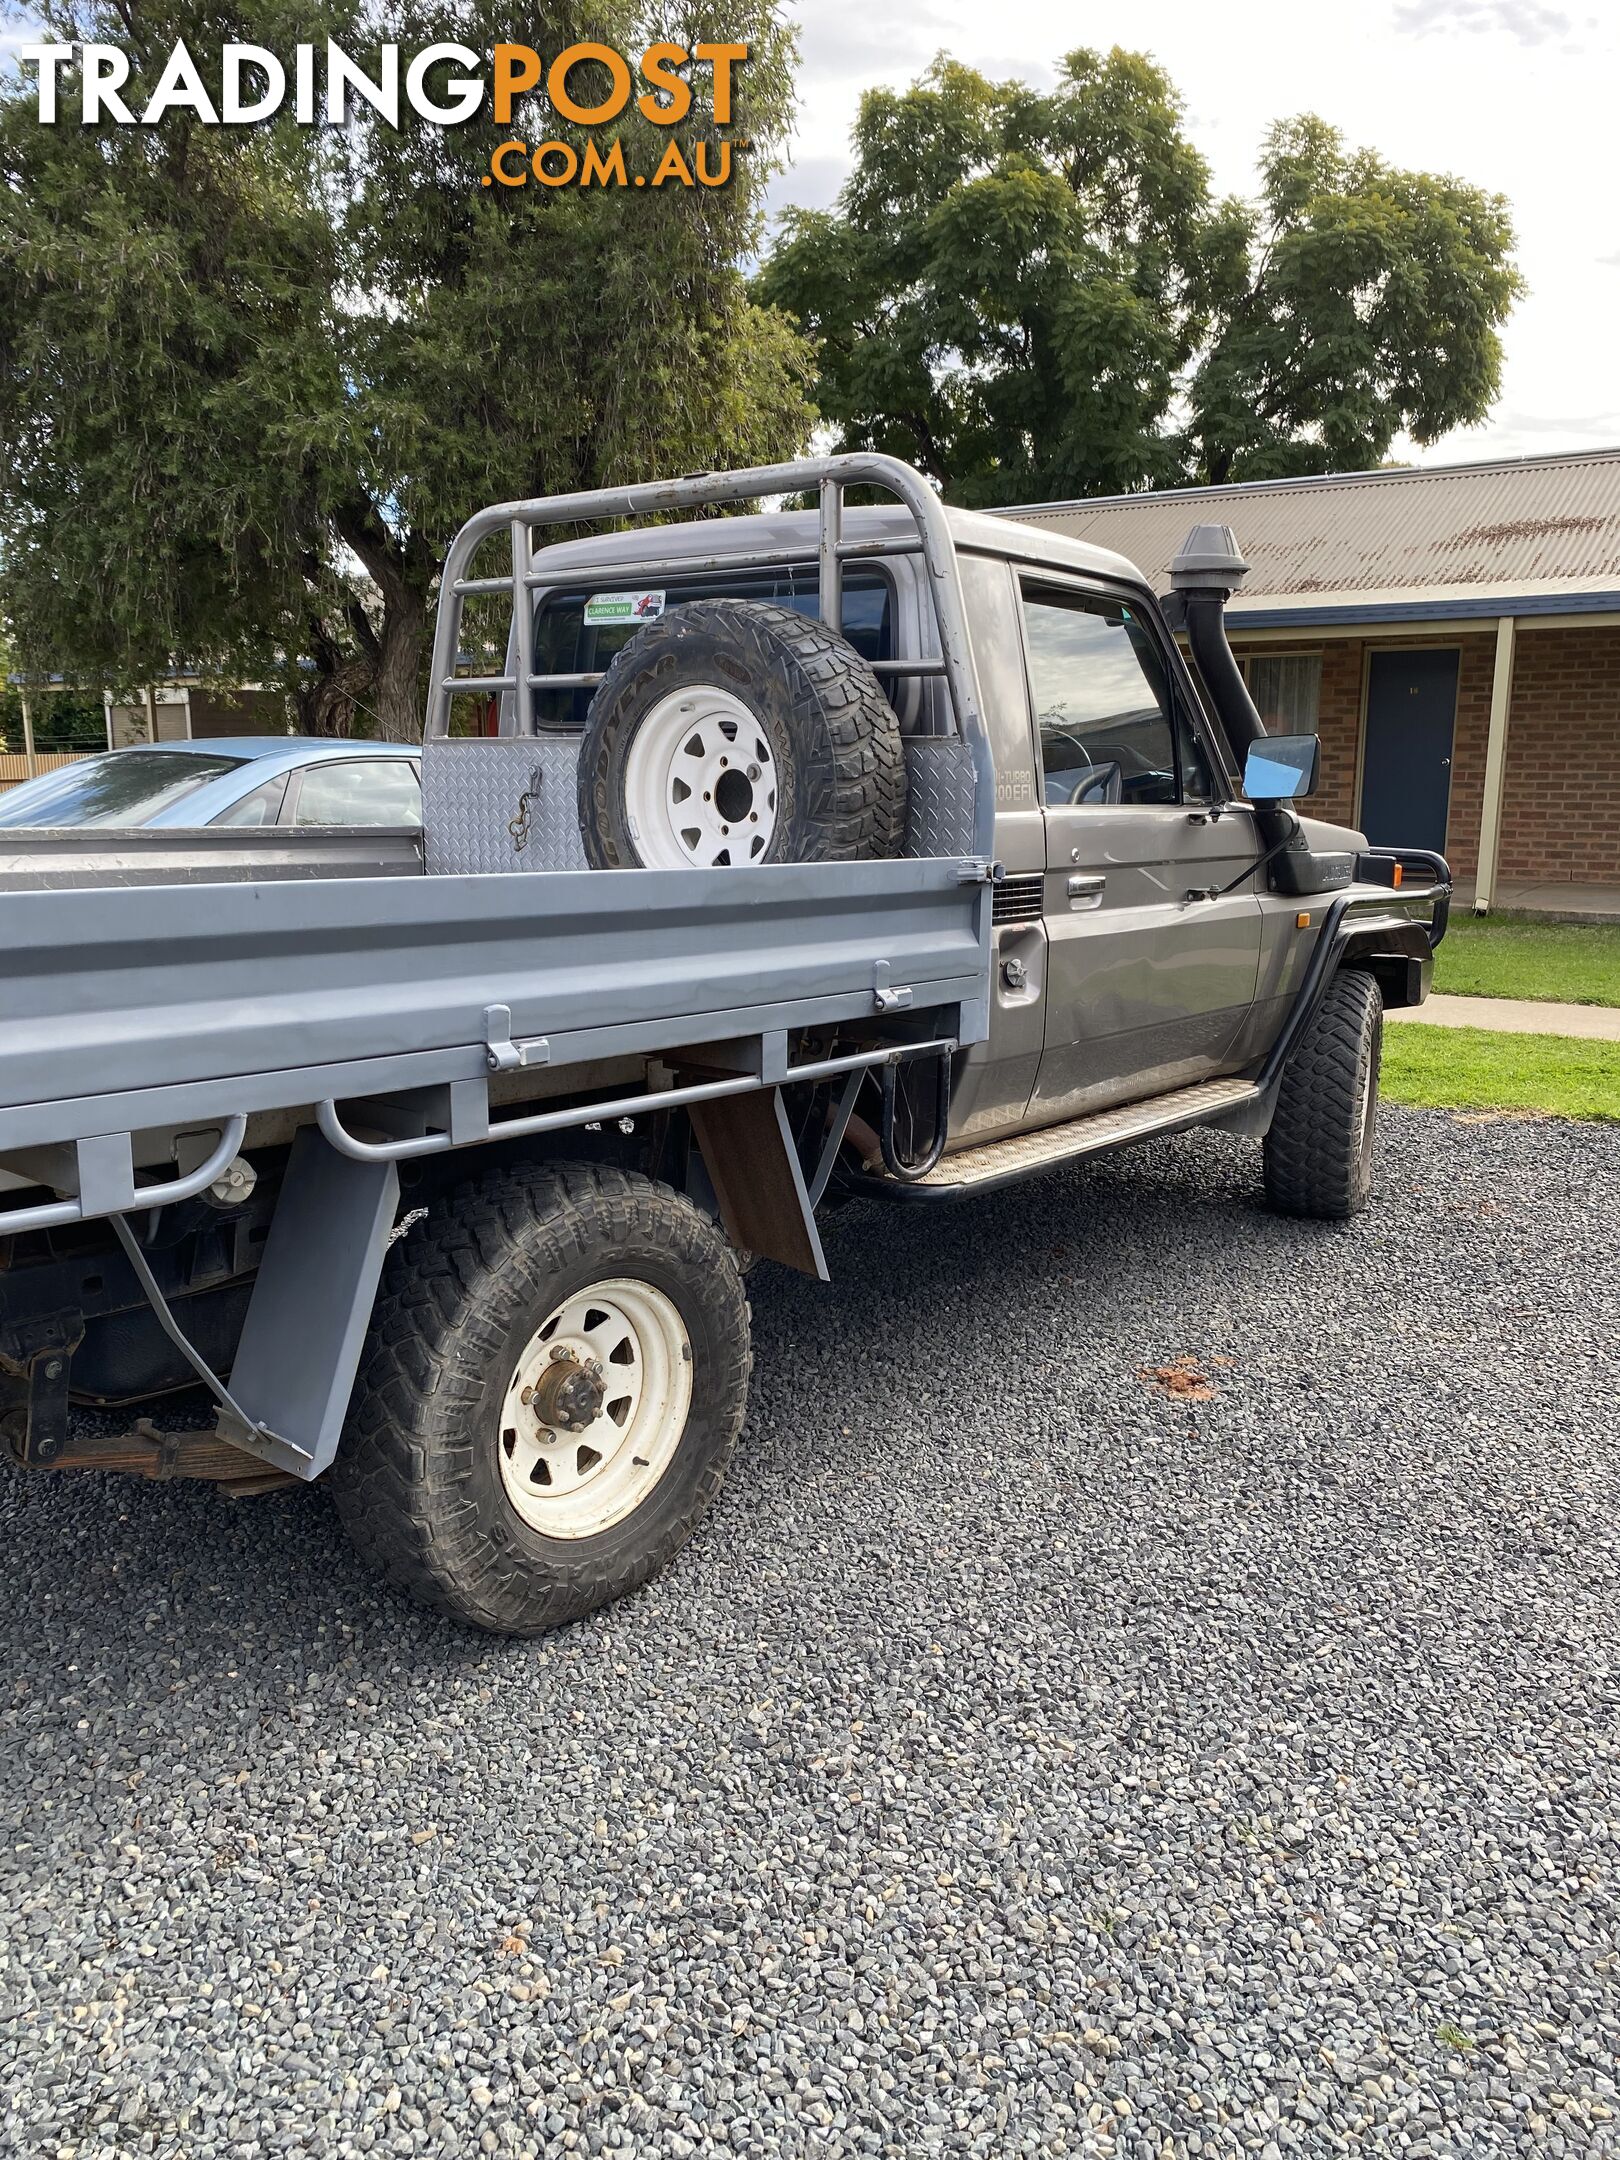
[1247,653,1322,733]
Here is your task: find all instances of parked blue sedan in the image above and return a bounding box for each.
[0,737,422,829]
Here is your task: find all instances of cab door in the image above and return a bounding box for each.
[1019,578,1264,1121]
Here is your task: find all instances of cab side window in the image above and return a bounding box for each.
[1022,587,1202,807]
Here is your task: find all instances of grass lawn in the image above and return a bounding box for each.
[1433,913,1620,1007]
[1382,1023,1620,1122]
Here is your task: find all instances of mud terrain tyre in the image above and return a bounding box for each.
[578,597,907,869]
[330,1162,751,1636]
[1263,968,1384,1221]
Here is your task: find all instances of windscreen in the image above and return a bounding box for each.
[0,750,246,828]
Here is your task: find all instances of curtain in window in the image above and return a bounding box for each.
[1247,654,1322,732]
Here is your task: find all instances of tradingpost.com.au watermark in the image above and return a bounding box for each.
[16,38,751,190]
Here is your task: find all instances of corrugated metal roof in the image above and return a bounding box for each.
[994,448,1620,608]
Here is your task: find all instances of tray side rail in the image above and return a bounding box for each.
[0,855,988,1147]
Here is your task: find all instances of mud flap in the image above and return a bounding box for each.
[217,1127,399,1477]
[687,1086,829,1281]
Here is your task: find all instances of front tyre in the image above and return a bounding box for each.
[1263,968,1383,1220]
[330,1162,751,1635]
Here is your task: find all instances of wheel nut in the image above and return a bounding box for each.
[520,1385,534,1405]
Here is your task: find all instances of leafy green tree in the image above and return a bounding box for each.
[0,630,107,751]
[1187,115,1522,483]
[1,3,341,708]
[1,5,813,739]
[755,48,1522,506]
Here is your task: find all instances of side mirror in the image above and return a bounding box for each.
[1243,732,1320,802]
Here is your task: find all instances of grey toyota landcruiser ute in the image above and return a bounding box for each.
[0,454,1447,1634]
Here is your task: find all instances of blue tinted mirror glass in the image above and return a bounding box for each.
[1243,733,1320,801]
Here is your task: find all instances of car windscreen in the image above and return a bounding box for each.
[531,568,894,730]
[0,751,247,828]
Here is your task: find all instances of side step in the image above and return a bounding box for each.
[869,1076,1261,1199]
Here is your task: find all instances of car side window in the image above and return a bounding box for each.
[1021,587,1183,808]
[292,760,423,827]
[212,774,289,827]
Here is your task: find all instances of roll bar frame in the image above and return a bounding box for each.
[424,452,996,858]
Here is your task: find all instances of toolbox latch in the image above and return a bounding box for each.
[872,962,914,1015]
[484,1004,551,1074]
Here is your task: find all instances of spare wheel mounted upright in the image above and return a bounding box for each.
[577,597,908,869]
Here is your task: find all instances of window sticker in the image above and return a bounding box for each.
[583,589,665,625]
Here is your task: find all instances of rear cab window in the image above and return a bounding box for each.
[530,567,894,731]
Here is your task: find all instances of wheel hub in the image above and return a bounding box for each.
[529,1351,605,1434]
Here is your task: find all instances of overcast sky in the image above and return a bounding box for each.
[3,3,1611,469]
[771,0,1619,467]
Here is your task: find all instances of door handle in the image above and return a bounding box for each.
[1067,872,1106,910]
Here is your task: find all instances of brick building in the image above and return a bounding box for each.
[1004,448,1620,914]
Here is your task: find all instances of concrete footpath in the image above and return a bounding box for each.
[1387,993,1620,1040]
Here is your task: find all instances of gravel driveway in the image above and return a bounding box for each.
[3,1107,1618,2159]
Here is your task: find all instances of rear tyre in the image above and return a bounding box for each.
[1263,968,1383,1220]
[578,597,907,870]
[330,1161,751,1636]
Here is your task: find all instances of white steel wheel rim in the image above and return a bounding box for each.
[622,684,778,868]
[497,1278,693,1540]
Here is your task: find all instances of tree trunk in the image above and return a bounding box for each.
[331,499,433,743]
[370,589,428,742]
[295,659,364,737]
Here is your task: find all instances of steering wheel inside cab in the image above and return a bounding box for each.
[1043,730,1124,806]
[1050,762,1125,806]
